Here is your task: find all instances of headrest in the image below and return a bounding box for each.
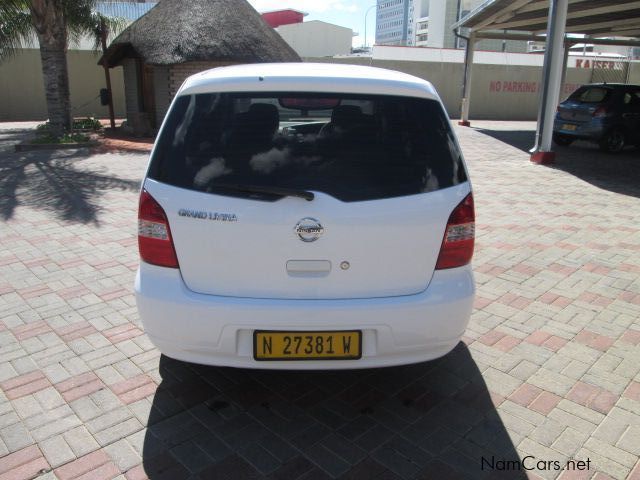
[247,103,279,130]
[331,105,363,126]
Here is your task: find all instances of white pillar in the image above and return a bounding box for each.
[559,40,570,102]
[459,33,476,127]
[530,0,569,163]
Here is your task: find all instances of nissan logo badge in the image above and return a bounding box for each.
[294,218,324,242]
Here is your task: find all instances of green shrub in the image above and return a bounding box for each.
[73,117,103,130]
[36,117,103,133]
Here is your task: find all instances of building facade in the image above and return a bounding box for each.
[275,21,353,57]
[375,0,462,48]
[377,0,526,52]
[375,0,411,46]
[260,10,353,58]
[421,0,459,48]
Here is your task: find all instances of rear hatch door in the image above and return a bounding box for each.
[144,91,470,300]
[144,179,469,299]
[559,85,612,122]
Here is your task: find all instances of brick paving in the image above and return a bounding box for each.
[93,135,153,155]
[0,120,639,479]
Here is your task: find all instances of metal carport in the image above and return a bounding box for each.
[452,0,640,163]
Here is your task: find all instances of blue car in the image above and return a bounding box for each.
[554,83,640,153]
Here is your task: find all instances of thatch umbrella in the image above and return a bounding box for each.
[100,0,301,66]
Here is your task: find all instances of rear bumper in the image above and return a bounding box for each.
[135,262,475,369]
[553,116,608,140]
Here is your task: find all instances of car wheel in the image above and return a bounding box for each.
[553,133,574,146]
[599,128,626,153]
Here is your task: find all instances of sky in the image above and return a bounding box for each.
[247,0,377,48]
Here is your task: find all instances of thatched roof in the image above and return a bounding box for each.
[100,0,301,66]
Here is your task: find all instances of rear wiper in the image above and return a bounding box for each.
[208,183,315,201]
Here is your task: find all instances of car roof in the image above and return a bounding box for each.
[582,83,640,89]
[178,63,440,100]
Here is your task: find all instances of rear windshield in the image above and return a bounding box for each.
[148,92,467,202]
[569,86,611,103]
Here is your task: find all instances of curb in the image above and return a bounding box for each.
[15,142,97,152]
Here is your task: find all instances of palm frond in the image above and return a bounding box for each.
[0,9,34,61]
[0,0,30,17]
[93,12,128,50]
[65,3,127,52]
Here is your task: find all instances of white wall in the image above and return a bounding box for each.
[593,44,634,56]
[276,21,353,57]
[372,44,545,65]
[4,44,636,122]
[0,49,126,121]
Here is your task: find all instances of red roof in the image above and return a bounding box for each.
[261,9,307,28]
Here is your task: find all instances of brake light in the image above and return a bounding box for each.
[138,189,179,268]
[435,193,475,270]
[593,106,608,117]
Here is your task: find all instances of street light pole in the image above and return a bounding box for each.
[364,4,377,48]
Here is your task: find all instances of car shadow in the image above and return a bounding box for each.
[0,148,140,223]
[474,127,640,199]
[549,143,640,199]
[141,343,524,479]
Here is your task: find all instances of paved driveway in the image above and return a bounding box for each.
[0,122,639,480]
[0,123,38,154]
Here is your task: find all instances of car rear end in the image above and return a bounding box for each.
[554,84,616,142]
[135,63,475,369]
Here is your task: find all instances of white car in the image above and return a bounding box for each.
[135,63,475,369]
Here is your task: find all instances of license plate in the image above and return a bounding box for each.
[562,124,577,131]
[254,330,362,360]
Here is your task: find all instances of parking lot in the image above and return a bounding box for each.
[0,120,639,480]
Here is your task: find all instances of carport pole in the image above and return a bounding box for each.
[530,0,569,164]
[459,33,477,127]
[559,39,570,103]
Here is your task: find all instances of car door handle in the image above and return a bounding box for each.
[286,260,332,277]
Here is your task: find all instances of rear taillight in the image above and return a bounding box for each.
[138,189,179,268]
[435,193,475,270]
[593,106,608,117]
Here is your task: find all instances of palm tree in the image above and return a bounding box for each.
[0,0,124,138]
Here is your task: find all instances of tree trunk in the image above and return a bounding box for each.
[100,20,116,129]
[30,0,71,138]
